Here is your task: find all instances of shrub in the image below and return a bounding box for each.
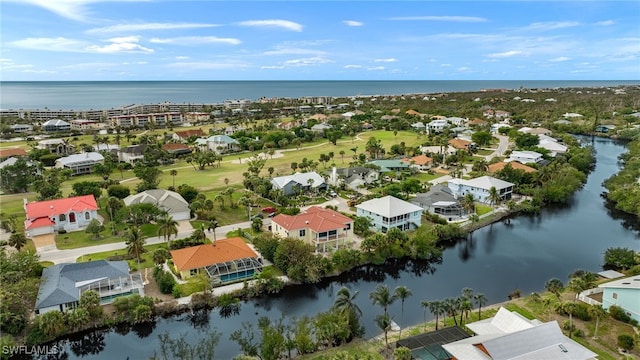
[618,334,635,351]
[153,268,177,294]
[107,184,131,199]
[609,305,633,323]
[572,302,592,321]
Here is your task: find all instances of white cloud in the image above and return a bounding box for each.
[522,21,580,31]
[237,19,303,32]
[263,48,326,56]
[3,0,105,22]
[260,65,285,69]
[11,37,89,52]
[487,50,527,58]
[343,20,363,27]
[388,16,487,23]
[282,57,334,66]
[457,66,472,72]
[168,61,251,70]
[107,36,141,43]
[86,42,153,54]
[150,36,241,45]
[87,22,220,34]
[367,66,385,71]
[595,20,615,26]
[440,63,452,67]
[175,56,190,60]
[374,58,397,63]
[549,56,571,62]
[344,65,362,69]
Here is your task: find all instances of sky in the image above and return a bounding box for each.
[0,0,639,81]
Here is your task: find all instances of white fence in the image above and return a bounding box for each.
[577,288,603,306]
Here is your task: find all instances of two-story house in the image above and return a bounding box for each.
[599,275,640,323]
[447,176,514,204]
[271,207,354,253]
[24,195,100,237]
[355,195,423,233]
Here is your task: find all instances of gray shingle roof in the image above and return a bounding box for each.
[124,189,189,216]
[35,260,129,310]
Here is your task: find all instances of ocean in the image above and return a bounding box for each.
[1,80,639,111]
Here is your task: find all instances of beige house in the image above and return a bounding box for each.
[271,206,354,253]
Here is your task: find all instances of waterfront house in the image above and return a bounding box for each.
[447,176,514,204]
[488,161,537,174]
[518,127,552,136]
[42,119,71,132]
[327,166,379,190]
[537,134,568,157]
[598,275,640,323]
[35,260,144,314]
[271,206,354,253]
[505,150,543,164]
[442,307,597,360]
[411,183,467,221]
[24,195,99,237]
[356,195,423,233]
[55,152,104,176]
[124,189,190,221]
[170,238,262,285]
[271,171,327,196]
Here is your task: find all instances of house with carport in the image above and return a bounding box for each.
[24,195,99,237]
[34,260,144,314]
[356,195,423,233]
[271,206,354,253]
[505,150,543,164]
[124,189,190,221]
[271,171,327,196]
[170,237,262,286]
[55,152,104,176]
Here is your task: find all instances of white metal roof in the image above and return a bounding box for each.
[598,274,640,290]
[448,176,515,191]
[355,195,423,217]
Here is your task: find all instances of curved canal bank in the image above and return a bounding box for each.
[50,136,639,359]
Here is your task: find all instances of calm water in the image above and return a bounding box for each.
[1,80,639,111]
[44,137,638,359]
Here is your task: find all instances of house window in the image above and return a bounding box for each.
[612,292,617,299]
[85,212,90,220]
[59,214,66,222]
[345,223,351,230]
[69,213,76,223]
[299,229,306,237]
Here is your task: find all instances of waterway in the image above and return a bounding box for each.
[48,137,640,359]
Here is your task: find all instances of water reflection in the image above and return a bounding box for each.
[69,331,106,357]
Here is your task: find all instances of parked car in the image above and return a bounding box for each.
[251,213,264,220]
[261,206,277,213]
[329,191,337,197]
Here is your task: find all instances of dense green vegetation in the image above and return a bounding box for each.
[604,137,640,216]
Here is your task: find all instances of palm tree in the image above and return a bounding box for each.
[420,300,431,331]
[488,186,501,209]
[169,169,178,188]
[339,150,345,164]
[126,227,146,263]
[333,287,362,334]
[588,304,606,339]
[394,286,412,340]
[214,193,225,210]
[209,218,219,244]
[8,233,27,251]
[374,314,392,349]
[460,193,476,215]
[157,214,178,244]
[427,300,443,330]
[369,284,397,317]
[473,293,488,320]
[545,278,564,300]
[560,301,577,338]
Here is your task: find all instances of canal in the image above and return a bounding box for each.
[58,137,639,359]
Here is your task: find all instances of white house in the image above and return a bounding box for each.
[447,176,514,204]
[355,195,423,233]
[196,135,240,153]
[537,135,568,156]
[505,150,543,164]
[24,195,99,237]
[124,189,191,221]
[271,171,327,196]
[427,119,449,133]
[55,152,105,176]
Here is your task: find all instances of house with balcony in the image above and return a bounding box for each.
[195,135,240,153]
[447,176,514,204]
[271,207,354,253]
[55,152,104,176]
[411,183,467,222]
[356,195,423,233]
[327,166,379,190]
[170,237,262,285]
[117,144,147,164]
[42,119,71,132]
[24,194,99,237]
[37,139,74,156]
[34,260,144,314]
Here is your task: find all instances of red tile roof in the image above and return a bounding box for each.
[170,237,258,271]
[25,195,98,220]
[0,148,27,158]
[448,138,472,149]
[401,154,433,166]
[271,206,352,233]
[25,217,55,230]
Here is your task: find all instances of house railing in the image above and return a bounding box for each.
[577,287,603,306]
[316,233,347,242]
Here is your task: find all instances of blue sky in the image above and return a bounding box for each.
[1,1,638,81]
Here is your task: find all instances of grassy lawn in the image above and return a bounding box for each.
[77,242,169,271]
[413,172,445,183]
[475,204,492,215]
[475,149,493,156]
